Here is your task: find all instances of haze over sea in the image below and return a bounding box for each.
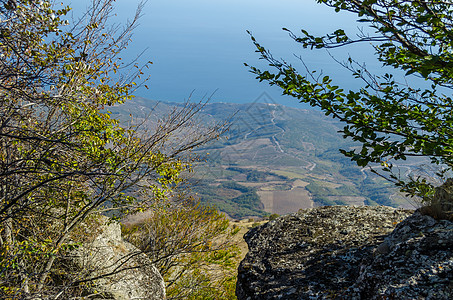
[71,0,381,108]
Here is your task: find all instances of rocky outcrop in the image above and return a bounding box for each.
[236,205,453,299]
[347,210,453,299]
[71,217,165,300]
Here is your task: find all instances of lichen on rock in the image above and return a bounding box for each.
[348,210,453,299]
[236,205,427,299]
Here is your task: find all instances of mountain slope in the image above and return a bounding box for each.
[111,97,414,218]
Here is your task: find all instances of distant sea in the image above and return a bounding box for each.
[71,0,381,108]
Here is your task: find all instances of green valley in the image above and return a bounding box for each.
[112,96,417,218]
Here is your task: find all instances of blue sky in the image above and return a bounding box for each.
[70,0,380,107]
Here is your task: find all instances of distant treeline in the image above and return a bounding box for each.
[192,180,268,219]
[226,167,288,182]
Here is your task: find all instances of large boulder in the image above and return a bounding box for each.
[236,205,419,299]
[347,210,453,299]
[71,217,165,299]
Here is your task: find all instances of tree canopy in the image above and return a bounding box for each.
[247,0,453,203]
[0,0,228,297]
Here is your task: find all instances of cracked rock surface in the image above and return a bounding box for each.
[236,205,452,299]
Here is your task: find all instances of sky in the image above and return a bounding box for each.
[69,0,381,107]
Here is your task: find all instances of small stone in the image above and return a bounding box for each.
[374,241,390,255]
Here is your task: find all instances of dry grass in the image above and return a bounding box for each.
[420,178,453,221]
[228,219,268,260]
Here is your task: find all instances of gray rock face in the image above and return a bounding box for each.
[348,210,453,299]
[71,217,165,300]
[236,205,424,299]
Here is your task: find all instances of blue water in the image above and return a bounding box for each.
[71,0,381,108]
